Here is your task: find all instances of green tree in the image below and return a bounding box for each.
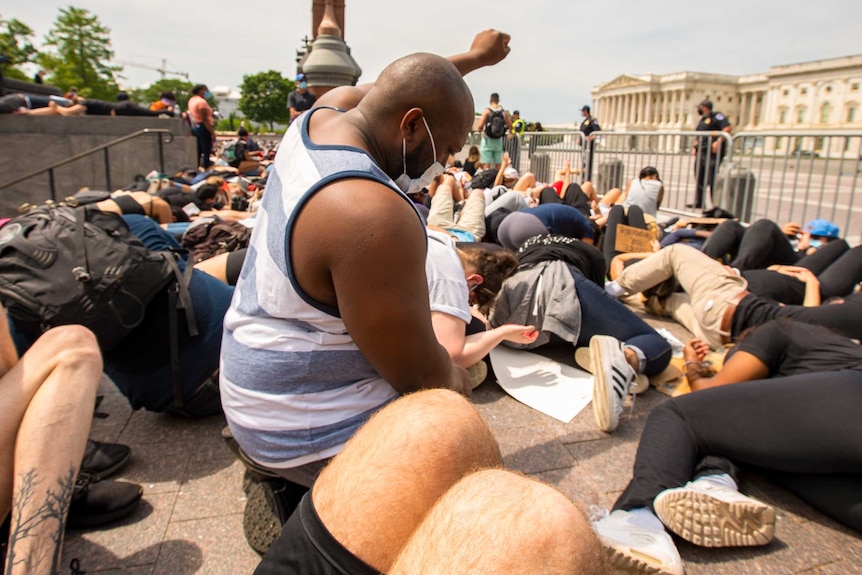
[238,70,292,131]
[128,78,194,111]
[0,14,40,80]
[39,6,121,100]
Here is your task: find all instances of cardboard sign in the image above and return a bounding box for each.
[614,224,654,253]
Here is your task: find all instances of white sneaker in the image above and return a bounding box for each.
[575,347,649,394]
[654,478,775,548]
[592,509,684,575]
[589,336,637,432]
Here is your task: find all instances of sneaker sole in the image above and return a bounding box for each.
[243,480,286,556]
[589,337,619,432]
[603,543,680,575]
[654,489,775,548]
[576,348,648,394]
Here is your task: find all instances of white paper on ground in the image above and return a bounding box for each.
[489,346,594,423]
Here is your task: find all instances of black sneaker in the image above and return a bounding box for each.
[80,440,131,480]
[243,476,307,556]
[67,474,143,529]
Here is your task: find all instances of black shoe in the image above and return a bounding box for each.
[243,476,307,556]
[81,440,131,480]
[67,474,143,529]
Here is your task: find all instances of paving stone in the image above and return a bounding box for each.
[116,441,190,496]
[171,458,247,522]
[532,465,616,513]
[494,425,575,475]
[118,410,228,460]
[157,513,260,575]
[564,438,639,494]
[62,492,175,572]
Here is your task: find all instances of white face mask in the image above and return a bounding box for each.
[394,116,444,195]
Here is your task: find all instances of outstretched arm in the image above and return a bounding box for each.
[317,30,511,112]
[432,311,537,368]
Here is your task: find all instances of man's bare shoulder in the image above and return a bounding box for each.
[315,85,372,111]
[300,178,423,244]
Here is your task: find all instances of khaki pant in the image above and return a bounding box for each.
[616,244,748,349]
[428,184,486,241]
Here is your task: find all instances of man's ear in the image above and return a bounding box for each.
[399,108,425,143]
[466,273,483,287]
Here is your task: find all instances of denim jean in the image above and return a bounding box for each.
[572,270,671,376]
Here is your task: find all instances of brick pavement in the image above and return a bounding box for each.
[63,311,862,574]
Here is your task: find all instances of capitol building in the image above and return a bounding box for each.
[591,54,862,157]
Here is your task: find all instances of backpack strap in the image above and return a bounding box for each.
[160,251,200,409]
[73,207,92,282]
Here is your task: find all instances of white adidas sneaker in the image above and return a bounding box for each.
[653,477,776,548]
[589,335,637,432]
[575,347,649,394]
[592,509,684,575]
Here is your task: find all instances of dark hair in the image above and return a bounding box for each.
[237,127,249,137]
[513,110,520,116]
[453,160,463,168]
[159,90,176,101]
[459,245,518,314]
[116,91,129,101]
[467,145,480,162]
[490,92,500,103]
[191,84,208,96]
[195,183,219,202]
[639,166,661,181]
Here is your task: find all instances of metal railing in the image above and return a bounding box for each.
[479,129,862,243]
[0,128,175,201]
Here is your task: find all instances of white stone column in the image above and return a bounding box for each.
[646,93,653,126]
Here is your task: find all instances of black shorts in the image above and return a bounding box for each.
[254,491,378,575]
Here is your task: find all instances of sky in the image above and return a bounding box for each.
[8,0,862,124]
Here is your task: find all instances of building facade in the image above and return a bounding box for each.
[591,54,862,157]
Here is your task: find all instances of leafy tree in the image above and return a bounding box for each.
[0,14,40,80]
[128,78,194,111]
[238,70,292,131]
[39,6,121,100]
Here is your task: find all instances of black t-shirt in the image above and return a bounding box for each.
[695,111,731,156]
[731,293,781,337]
[580,117,601,137]
[288,90,316,114]
[155,187,211,211]
[729,319,862,377]
[230,140,249,168]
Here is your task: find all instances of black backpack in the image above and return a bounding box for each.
[484,108,507,139]
[0,204,186,350]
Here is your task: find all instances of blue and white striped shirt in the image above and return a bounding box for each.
[220,108,420,469]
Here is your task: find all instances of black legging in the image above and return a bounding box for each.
[614,370,862,532]
[602,205,646,276]
[703,219,799,270]
[797,240,862,300]
[539,184,591,218]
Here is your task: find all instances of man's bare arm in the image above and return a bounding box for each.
[292,180,470,395]
[316,30,511,113]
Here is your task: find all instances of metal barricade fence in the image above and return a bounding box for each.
[470,129,862,244]
[469,131,586,185]
[727,131,862,244]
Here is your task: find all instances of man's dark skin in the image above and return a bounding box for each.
[290,31,511,403]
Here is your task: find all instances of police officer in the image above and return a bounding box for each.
[690,99,732,209]
[287,73,316,124]
[579,105,601,181]
[511,110,526,137]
